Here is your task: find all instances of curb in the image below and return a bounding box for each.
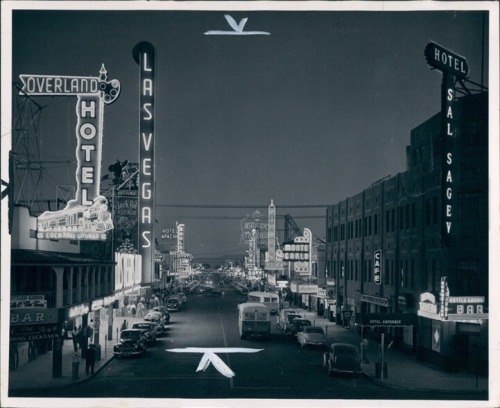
[361,370,488,395]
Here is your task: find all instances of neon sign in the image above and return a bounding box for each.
[133,42,156,284]
[20,66,120,241]
[424,41,468,246]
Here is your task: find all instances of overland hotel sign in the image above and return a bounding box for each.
[19,66,120,241]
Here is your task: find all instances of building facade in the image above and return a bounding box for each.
[325,93,488,373]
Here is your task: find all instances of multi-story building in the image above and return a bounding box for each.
[325,92,488,373]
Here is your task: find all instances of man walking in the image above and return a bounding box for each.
[86,343,96,375]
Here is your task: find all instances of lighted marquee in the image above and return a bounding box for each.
[20,66,121,241]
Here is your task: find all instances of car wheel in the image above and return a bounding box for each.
[240,334,246,340]
[323,354,328,368]
[328,360,333,376]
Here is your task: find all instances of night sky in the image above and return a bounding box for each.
[6,4,490,259]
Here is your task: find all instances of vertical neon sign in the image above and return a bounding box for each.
[133,42,156,284]
[425,41,469,247]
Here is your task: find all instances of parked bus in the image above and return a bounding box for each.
[247,291,280,314]
[237,302,271,340]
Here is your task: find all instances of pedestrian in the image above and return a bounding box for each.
[120,319,127,332]
[86,343,96,375]
[72,350,80,380]
[137,301,145,318]
[72,326,80,351]
[361,337,369,363]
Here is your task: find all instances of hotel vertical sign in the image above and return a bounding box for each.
[19,67,120,241]
[133,42,156,284]
[425,41,469,247]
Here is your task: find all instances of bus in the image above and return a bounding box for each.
[247,291,280,314]
[237,302,271,340]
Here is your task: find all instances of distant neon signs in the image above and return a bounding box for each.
[133,41,156,284]
[20,66,120,241]
[177,223,185,253]
[283,228,312,275]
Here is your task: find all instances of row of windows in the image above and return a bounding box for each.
[328,198,440,243]
[329,259,415,290]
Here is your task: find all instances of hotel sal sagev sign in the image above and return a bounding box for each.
[19,66,120,241]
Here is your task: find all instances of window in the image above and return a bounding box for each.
[411,203,417,228]
[457,192,481,221]
[386,210,390,233]
[432,197,439,225]
[405,205,410,229]
[374,214,379,235]
[425,199,431,226]
[391,209,395,232]
[368,216,372,236]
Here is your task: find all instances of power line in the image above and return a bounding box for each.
[156,203,329,209]
[156,215,325,220]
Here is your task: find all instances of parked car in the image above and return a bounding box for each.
[113,329,147,358]
[297,326,326,348]
[323,343,361,376]
[152,306,171,324]
[290,318,312,336]
[143,312,165,334]
[131,322,157,344]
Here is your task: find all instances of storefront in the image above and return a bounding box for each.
[417,283,488,373]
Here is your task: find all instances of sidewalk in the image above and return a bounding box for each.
[299,309,488,395]
[8,311,141,392]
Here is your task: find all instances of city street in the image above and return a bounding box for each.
[11,286,485,401]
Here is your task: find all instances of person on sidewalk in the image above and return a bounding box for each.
[86,343,96,375]
[120,319,128,332]
[361,337,369,364]
[72,326,80,352]
[72,350,80,380]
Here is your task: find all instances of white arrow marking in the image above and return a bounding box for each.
[167,347,263,378]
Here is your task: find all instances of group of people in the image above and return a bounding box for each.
[72,343,97,379]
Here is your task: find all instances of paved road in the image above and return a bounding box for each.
[15,286,485,401]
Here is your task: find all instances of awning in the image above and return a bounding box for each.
[11,249,115,267]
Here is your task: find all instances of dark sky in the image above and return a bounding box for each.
[9,5,489,258]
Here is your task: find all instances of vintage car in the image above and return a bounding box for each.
[152,306,171,324]
[131,322,157,344]
[166,297,182,312]
[143,312,165,333]
[113,329,147,358]
[297,326,326,348]
[323,343,361,376]
[289,318,312,336]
